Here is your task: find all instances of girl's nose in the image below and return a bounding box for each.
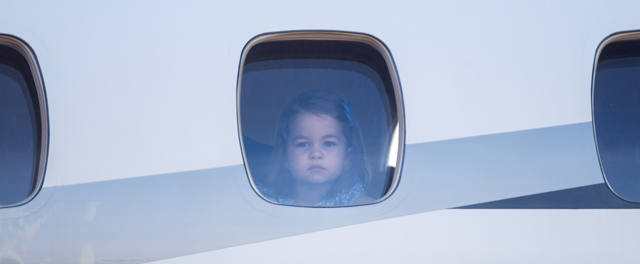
[310,149,323,160]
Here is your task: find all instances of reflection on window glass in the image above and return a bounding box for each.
[594,39,640,203]
[239,35,403,207]
[0,45,42,206]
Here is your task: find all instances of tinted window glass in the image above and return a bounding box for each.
[0,43,44,206]
[239,34,403,207]
[594,39,640,202]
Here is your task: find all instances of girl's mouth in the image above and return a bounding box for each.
[308,165,325,171]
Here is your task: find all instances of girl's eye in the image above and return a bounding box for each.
[323,141,336,147]
[296,142,309,147]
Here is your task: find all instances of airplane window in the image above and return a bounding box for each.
[0,36,48,207]
[593,32,640,203]
[238,32,404,207]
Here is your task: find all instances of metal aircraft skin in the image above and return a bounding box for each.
[2,1,640,263]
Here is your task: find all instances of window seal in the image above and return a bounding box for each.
[591,30,640,203]
[0,34,49,208]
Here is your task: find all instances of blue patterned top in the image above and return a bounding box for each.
[258,177,365,206]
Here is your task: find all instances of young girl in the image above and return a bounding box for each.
[258,90,373,206]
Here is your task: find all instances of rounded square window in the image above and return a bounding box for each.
[0,35,48,207]
[238,31,404,207]
[593,31,640,203]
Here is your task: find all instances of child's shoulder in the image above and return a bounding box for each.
[257,179,369,206]
[256,185,295,205]
[317,177,367,206]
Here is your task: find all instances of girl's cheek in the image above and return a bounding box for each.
[292,148,307,156]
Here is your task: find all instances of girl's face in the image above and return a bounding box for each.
[285,113,350,185]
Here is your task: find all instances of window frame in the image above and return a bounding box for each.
[0,34,49,208]
[592,30,640,203]
[236,31,405,206]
